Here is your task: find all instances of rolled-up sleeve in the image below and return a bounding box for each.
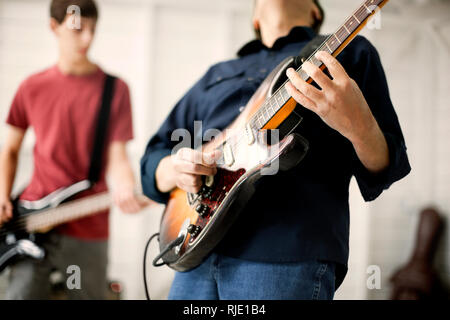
[346,37,411,201]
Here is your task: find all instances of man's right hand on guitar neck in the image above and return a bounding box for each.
[155,148,221,194]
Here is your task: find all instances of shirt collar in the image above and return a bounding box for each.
[237,26,316,57]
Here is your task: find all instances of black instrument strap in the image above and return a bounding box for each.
[87,74,116,185]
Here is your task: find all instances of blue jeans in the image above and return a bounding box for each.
[168,253,336,300]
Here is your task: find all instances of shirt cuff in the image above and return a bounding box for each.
[353,132,411,202]
[140,148,172,204]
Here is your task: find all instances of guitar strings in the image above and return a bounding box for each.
[0,193,110,237]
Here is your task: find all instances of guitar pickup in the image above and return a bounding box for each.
[245,123,255,145]
[223,143,234,166]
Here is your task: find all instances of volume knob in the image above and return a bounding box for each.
[187,224,202,238]
[195,204,209,218]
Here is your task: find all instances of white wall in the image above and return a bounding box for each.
[0,0,449,300]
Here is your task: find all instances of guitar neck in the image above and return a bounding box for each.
[250,0,389,129]
[25,192,111,232]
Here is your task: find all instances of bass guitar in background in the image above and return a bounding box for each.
[0,180,151,272]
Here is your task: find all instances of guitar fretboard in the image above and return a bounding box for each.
[25,192,111,232]
[248,0,386,130]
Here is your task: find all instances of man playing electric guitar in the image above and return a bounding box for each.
[140,0,411,299]
[0,0,148,299]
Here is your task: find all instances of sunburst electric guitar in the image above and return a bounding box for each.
[156,0,390,271]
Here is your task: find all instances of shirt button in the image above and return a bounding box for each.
[216,76,222,81]
[247,77,254,82]
[260,68,267,73]
[239,106,245,112]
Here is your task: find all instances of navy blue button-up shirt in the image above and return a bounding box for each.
[140,27,411,288]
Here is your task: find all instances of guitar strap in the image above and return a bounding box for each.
[87,74,116,186]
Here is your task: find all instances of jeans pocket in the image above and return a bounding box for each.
[312,262,328,300]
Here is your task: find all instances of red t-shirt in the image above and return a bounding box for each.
[6,65,133,240]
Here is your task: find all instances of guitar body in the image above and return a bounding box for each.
[0,179,149,273]
[159,57,310,271]
[0,204,46,273]
[0,180,95,272]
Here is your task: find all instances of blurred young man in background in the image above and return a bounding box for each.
[0,0,148,299]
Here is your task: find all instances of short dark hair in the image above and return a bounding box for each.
[50,0,98,24]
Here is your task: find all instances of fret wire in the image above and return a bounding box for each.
[256,108,263,122]
[268,103,274,121]
[263,104,270,121]
[281,87,289,101]
[253,115,259,129]
[260,108,266,122]
[334,32,342,45]
[272,96,279,111]
[336,28,348,45]
[343,24,350,35]
[273,91,281,110]
[275,93,283,109]
[274,94,280,109]
[252,110,259,127]
[366,0,381,8]
[257,114,264,128]
[332,39,339,51]
[355,5,368,22]
[365,0,382,15]
[346,15,357,31]
[327,39,337,52]
[254,109,265,129]
[339,25,349,38]
[355,5,365,18]
[278,89,285,103]
[278,88,284,102]
[280,91,285,104]
[268,100,274,114]
[256,107,263,126]
[360,9,369,21]
[268,97,274,112]
[328,37,337,50]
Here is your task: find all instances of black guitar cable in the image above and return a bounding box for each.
[143,232,185,300]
